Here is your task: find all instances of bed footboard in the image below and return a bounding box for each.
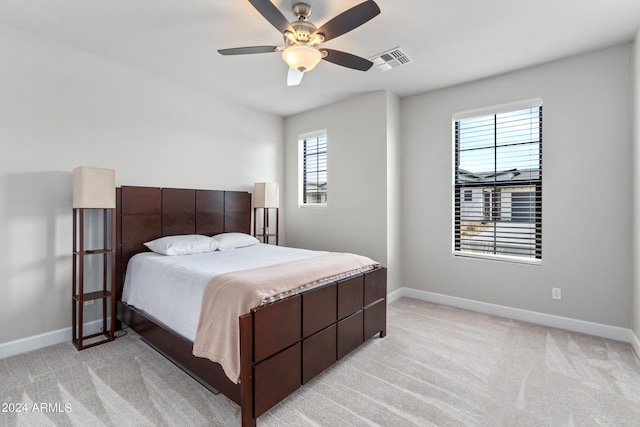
[239,266,387,426]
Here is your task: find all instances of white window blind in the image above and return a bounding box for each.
[299,132,327,206]
[454,102,542,262]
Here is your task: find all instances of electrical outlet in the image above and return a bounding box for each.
[84,300,95,306]
[552,287,562,300]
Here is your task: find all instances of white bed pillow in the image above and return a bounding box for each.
[144,234,218,256]
[211,232,259,251]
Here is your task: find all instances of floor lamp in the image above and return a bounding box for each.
[72,166,116,350]
[253,182,279,245]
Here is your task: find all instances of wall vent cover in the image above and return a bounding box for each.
[369,47,413,72]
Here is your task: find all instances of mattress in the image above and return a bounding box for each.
[122,243,327,341]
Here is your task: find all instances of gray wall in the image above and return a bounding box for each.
[401,44,634,328]
[0,26,283,344]
[283,91,393,281]
[385,92,402,294]
[2,20,638,350]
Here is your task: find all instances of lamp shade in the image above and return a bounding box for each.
[73,167,116,208]
[282,45,322,72]
[254,182,279,208]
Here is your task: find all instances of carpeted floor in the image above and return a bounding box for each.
[2,297,640,426]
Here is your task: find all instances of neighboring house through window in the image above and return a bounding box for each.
[453,100,542,262]
[299,130,327,206]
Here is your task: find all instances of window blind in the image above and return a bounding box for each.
[301,133,327,205]
[454,104,542,261]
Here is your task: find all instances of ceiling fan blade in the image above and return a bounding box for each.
[218,46,279,55]
[313,1,380,43]
[287,68,304,86]
[321,49,373,71]
[248,0,295,35]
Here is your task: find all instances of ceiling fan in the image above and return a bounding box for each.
[218,0,381,86]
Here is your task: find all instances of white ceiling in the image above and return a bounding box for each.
[2,0,640,117]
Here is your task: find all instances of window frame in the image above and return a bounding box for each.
[452,99,542,265]
[298,130,328,208]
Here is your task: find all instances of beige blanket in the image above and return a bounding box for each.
[192,252,378,384]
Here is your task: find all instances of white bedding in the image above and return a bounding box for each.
[122,243,326,341]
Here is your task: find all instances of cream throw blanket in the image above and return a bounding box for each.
[192,252,378,384]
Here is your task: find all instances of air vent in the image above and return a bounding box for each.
[369,47,413,72]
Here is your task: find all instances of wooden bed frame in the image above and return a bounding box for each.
[114,186,387,426]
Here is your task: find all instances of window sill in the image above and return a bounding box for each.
[299,204,327,208]
[453,251,542,266]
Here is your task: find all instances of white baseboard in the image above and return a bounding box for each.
[0,319,107,360]
[631,330,640,359]
[388,287,636,346]
[5,292,639,362]
[387,287,404,304]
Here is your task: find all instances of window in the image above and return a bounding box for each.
[453,100,542,262]
[299,131,327,206]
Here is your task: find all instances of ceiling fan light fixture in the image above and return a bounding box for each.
[282,44,321,72]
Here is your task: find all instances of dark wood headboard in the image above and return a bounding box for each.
[114,186,251,300]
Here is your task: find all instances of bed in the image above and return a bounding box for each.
[114,186,387,427]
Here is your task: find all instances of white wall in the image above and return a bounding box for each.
[633,30,640,346]
[402,44,634,328]
[0,26,283,345]
[283,91,390,273]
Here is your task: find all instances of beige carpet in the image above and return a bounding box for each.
[2,297,640,426]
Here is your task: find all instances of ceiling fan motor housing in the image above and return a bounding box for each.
[289,20,319,44]
[285,3,326,46]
